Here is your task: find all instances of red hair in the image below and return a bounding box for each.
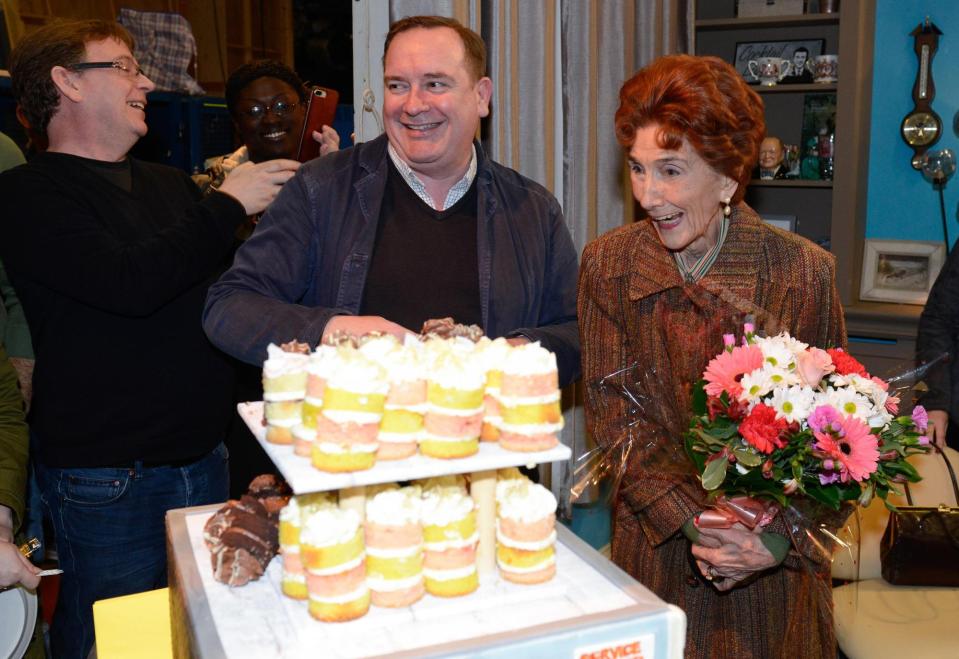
[615,55,765,203]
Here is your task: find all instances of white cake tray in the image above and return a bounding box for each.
[238,401,572,495]
[167,506,686,658]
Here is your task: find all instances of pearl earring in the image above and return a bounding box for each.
[722,197,731,217]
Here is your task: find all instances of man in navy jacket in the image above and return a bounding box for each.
[204,15,580,386]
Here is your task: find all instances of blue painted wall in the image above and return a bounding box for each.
[866,2,959,246]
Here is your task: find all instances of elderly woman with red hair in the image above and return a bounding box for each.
[578,55,847,657]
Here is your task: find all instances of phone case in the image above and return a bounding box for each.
[296,86,340,162]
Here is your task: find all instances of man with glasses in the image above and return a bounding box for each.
[0,20,298,658]
[204,15,580,387]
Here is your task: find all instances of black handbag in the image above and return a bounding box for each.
[879,445,959,586]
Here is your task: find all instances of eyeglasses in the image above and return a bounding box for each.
[239,98,299,120]
[71,55,145,79]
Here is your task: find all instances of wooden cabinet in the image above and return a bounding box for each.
[693,0,876,307]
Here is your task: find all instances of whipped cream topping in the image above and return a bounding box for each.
[307,583,369,604]
[501,342,556,376]
[282,571,306,584]
[380,344,425,383]
[497,554,555,574]
[424,531,479,551]
[497,420,564,434]
[325,348,388,394]
[306,344,340,377]
[292,424,315,442]
[421,490,474,527]
[416,475,467,498]
[305,552,365,576]
[358,334,401,362]
[423,564,476,581]
[366,487,422,525]
[367,573,423,591]
[263,343,310,378]
[300,508,360,547]
[497,482,557,522]
[427,351,486,391]
[496,526,556,551]
[495,470,531,503]
[365,544,422,559]
[281,491,338,523]
[477,337,513,375]
[320,409,382,424]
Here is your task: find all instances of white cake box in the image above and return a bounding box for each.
[167,506,685,658]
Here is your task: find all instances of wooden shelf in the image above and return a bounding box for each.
[750,83,838,94]
[695,13,840,30]
[750,179,833,188]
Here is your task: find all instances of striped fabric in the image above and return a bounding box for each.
[672,214,730,283]
[387,143,477,211]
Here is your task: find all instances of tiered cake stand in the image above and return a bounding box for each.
[165,402,686,658]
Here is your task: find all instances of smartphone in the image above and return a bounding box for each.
[296,86,340,162]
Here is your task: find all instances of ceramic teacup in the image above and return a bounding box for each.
[747,57,791,86]
[813,55,839,83]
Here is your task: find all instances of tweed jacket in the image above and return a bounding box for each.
[578,205,847,658]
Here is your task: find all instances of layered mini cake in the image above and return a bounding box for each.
[300,507,370,622]
[377,342,426,460]
[292,423,315,458]
[421,347,486,459]
[496,481,557,584]
[477,337,513,441]
[421,489,479,597]
[262,343,310,445]
[279,492,337,599]
[497,343,563,452]
[365,486,425,607]
[302,344,339,431]
[312,348,387,472]
[416,474,469,498]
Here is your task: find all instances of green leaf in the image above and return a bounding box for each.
[692,380,707,415]
[805,484,842,510]
[692,428,728,448]
[701,456,729,490]
[732,446,763,468]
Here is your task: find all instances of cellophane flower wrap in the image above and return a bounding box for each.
[686,325,931,523]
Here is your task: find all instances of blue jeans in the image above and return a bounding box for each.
[37,443,229,659]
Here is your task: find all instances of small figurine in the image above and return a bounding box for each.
[756,136,789,180]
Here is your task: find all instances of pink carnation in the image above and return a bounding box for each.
[911,405,928,433]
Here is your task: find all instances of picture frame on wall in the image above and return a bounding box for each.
[859,239,946,305]
[733,39,825,83]
[762,214,797,232]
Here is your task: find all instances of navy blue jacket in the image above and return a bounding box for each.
[203,134,581,386]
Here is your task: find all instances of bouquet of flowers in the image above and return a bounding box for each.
[685,324,931,525]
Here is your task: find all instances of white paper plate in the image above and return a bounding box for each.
[0,586,37,659]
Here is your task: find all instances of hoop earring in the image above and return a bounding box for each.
[722,197,731,217]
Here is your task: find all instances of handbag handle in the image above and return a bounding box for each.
[904,444,959,507]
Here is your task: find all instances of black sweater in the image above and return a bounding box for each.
[0,153,246,467]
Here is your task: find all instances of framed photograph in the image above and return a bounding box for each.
[859,239,946,305]
[733,39,825,84]
[761,214,796,232]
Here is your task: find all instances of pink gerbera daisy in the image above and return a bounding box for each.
[814,415,879,482]
[703,344,764,399]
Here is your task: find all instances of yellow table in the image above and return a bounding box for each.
[93,587,173,658]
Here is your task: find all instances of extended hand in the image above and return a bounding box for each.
[322,315,414,343]
[927,410,949,449]
[218,159,300,216]
[313,125,340,156]
[0,542,41,590]
[691,522,778,591]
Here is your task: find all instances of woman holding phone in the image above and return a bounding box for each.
[195,59,340,209]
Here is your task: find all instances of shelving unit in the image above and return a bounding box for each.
[693,0,876,303]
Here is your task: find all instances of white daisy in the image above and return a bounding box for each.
[820,386,874,422]
[769,385,815,424]
[755,335,799,370]
[739,369,774,403]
